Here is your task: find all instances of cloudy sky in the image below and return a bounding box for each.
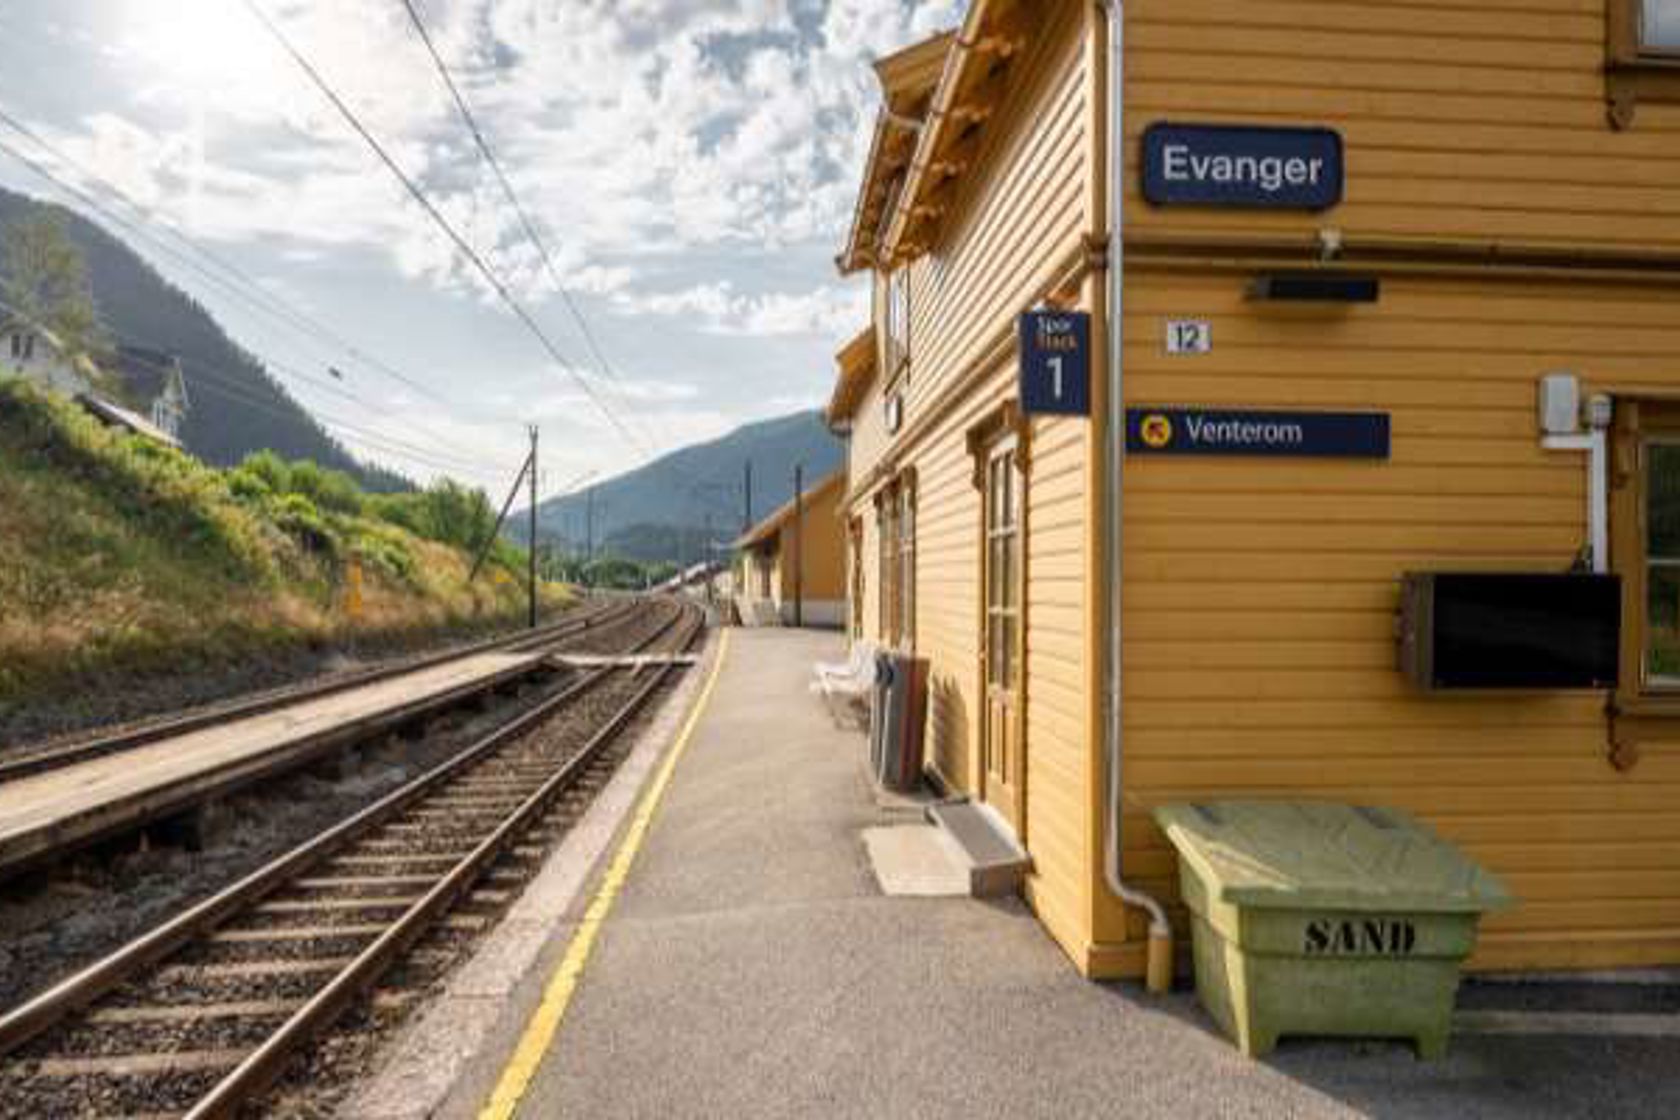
[0,0,961,492]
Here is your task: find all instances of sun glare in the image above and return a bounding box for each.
[118,0,294,107]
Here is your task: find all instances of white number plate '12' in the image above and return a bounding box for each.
[1166,319,1211,355]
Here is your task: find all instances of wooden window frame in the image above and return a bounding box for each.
[1606,398,1680,768]
[849,517,865,639]
[876,487,900,646]
[898,473,918,651]
[882,266,911,391]
[983,443,1022,700]
[873,473,917,650]
[1608,0,1680,128]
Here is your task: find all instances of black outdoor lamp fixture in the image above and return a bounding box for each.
[1247,271,1381,303]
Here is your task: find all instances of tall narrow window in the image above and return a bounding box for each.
[884,268,910,383]
[1645,439,1680,684]
[898,481,916,650]
[985,451,1020,696]
[877,496,898,643]
[849,519,865,639]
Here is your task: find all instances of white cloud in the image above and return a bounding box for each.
[89,0,963,301]
[0,1,960,485]
[619,280,866,338]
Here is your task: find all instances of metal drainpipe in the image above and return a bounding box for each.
[1096,0,1173,994]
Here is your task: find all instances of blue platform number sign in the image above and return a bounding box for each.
[1018,310,1090,417]
[1142,123,1344,210]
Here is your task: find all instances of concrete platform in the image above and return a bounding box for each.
[428,629,1680,1119]
[0,651,544,877]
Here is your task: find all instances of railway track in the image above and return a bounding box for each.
[0,598,686,884]
[0,597,642,784]
[0,597,704,1119]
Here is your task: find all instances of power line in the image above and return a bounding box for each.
[242,0,647,455]
[0,125,522,476]
[0,110,468,418]
[394,0,664,459]
[113,343,513,479]
[114,329,517,476]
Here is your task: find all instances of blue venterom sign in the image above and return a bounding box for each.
[1141,123,1344,210]
[1126,407,1389,459]
[1018,310,1090,417]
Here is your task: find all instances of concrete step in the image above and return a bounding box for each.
[926,801,1031,898]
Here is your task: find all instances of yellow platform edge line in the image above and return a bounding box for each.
[477,628,732,1120]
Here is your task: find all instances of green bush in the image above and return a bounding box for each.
[0,378,271,582]
[371,479,496,550]
[239,450,290,494]
[269,492,338,556]
[226,464,275,503]
[0,378,532,601]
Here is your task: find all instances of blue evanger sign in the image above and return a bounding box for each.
[1018,310,1090,417]
[1127,407,1389,459]
[1142,123,1343,210]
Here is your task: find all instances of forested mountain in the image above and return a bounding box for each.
[0,186,407,490]
[533,410,843,557]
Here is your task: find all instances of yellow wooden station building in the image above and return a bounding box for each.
[735,469,847,629]
[827,0,1680,982]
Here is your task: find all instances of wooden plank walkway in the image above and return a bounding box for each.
[0,652,544,877]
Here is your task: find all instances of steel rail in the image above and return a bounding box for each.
[190,606,703,1118]
[0,594,651,886]
[0,597,639,783]
[0,600,669,885]
[0,600,699,1090]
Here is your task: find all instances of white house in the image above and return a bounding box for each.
[114,345,190,443]
[2,317,98,397]
[2,318,189,448]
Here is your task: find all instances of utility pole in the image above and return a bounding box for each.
[743,460,753,533]
[704,512,714,607]
[793,462,804,629]
[527,425,538,629]
[586,485,595,564]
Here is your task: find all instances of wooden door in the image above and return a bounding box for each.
[982,444,1024,832]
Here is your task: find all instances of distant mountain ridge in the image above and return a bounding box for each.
[534,410,843,559]
[0,186,405,489]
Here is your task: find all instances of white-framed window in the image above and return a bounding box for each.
[884,267,909,381]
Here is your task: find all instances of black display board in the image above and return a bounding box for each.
[1399,572,1621,690]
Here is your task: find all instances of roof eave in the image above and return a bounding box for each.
[877,0,1028,269]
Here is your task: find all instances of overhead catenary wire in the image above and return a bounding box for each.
[396,0,767,554]
[105,340,515,480]
[394,0,665,460]
[241,0,647,456]
[0,125,521,476]
[0,110,470,419]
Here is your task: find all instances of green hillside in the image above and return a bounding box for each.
[0,377,557,737]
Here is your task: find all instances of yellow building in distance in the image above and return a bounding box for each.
[830,0,1680,980]
[735,469,847,629]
